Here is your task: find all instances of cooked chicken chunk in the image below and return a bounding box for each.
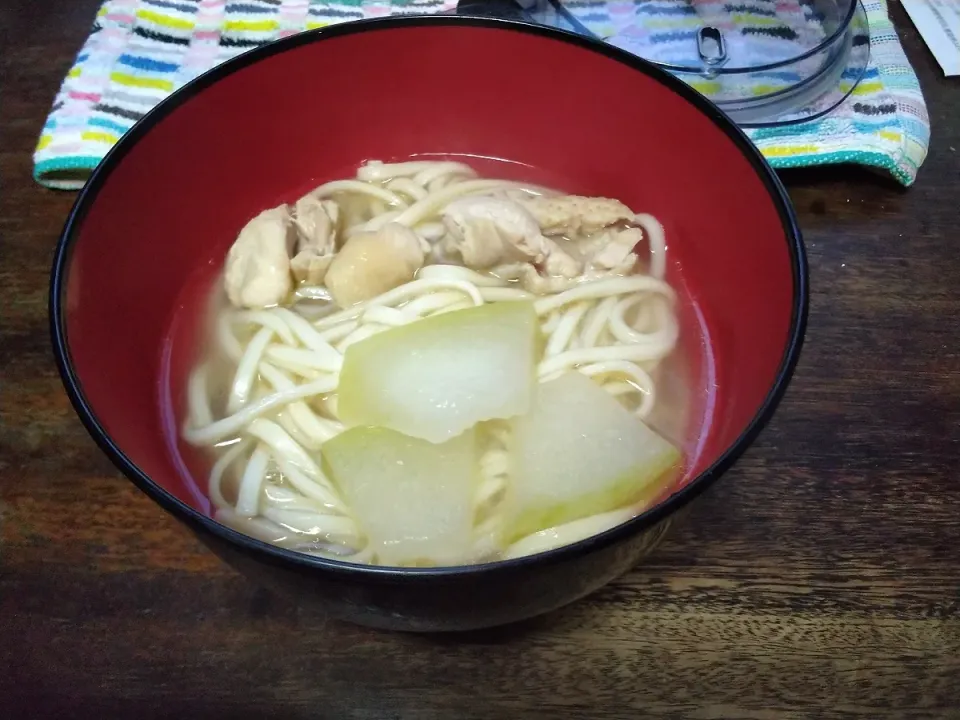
[438,194,646,293]
[491,262,579,294]
[519,195,635,236]
[324,223,425,307]
[291,196,339,285]
[581,226,642,274]
[224,206,294,309]
[441,196,579,277]
[442,196,546,266]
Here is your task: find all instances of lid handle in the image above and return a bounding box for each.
[697,26,728,76]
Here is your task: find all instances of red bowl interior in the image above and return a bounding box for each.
[54,19,803,559]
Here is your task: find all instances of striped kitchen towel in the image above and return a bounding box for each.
[537,0,930,185]
[35,0,929,188]
[34,0,457,189]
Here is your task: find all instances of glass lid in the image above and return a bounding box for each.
[517,0,871,127]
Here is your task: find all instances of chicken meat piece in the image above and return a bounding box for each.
[542,246,580,278]
[441,196,580,278]
[224,206,294,309]
[438,194,644,294]
[491,263,579,294]
[581,226,642,275]
[491,226,642,293]
[291,195,339,285]
[324,222,425,307]
[519,195,635,237]
[442,196,548,267]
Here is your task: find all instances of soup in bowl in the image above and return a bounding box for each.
[51,16,806,631]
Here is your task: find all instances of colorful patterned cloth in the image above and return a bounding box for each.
[34,0,456,189]
[34,0,929,188]
[549,0,838,102]
[554,0,930,185]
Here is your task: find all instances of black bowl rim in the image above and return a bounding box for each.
[50,14,808,581]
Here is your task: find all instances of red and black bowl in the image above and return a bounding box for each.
[50,16,807,632]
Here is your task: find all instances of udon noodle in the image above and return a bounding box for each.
[182,160,680,566]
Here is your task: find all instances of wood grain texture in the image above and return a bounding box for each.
[1,1,958,717]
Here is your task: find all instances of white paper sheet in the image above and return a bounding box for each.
[901,0,960,76]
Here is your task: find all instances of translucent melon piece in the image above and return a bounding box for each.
[508,372,681,542]
[322,426,478,566]
[338,301,538,443]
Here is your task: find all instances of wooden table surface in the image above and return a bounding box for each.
[2,1,959,717]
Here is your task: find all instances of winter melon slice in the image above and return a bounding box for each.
[322,426,478,566]
[508,372,681,542]
[338,301,538,443]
